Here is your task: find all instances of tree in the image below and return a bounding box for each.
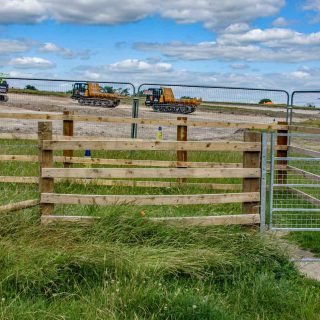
[25,85,38,91]
[181,96,192,99]
[103,85,116,93]
[137,90,146,97]
[119,88,130,96]
[259,98,272,104]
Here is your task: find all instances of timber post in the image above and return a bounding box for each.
[38,121,54,217]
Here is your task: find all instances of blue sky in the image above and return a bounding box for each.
[0,0,319,91]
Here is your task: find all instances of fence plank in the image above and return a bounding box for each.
[0,176,38,184]
[152,214,260,226]
[288,166,320,182]
[41,192,260,206]
[0,112,288,130]
[42,167,260,179]
[0,199,39,214]
[289,125,320,135]
[43,140,261,152]
[0,175,241,190]
[288,187,320,207]
[289,146,320,158]
[0,154,243,168]
[41,214,260,226]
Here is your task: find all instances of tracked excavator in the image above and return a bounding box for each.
[144,87,201,114]
[71,82,121,107]
[0,80,9,102]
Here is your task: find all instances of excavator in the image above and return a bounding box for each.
[0,79,9,102]
[144,87,201,114]
[71,82,121,107]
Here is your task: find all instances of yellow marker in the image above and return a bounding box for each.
[85,150,92,168]
[156,126,163,140]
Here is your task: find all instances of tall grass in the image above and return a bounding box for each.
[1,139,320,319]
[1,210,320,319]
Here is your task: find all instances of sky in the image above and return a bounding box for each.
[0,0,320,92]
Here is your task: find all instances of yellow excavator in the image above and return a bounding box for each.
[144,87,201,114]
[0,79,9,102]
[71,82,121,108]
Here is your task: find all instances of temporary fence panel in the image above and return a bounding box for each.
[2,77,136,138]
[136,83,290,141]
[289,91,320,125]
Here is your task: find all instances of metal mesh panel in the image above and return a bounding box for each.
[1,77,135,138]
[270,133,320,230]
[136,84,289,141]
[290,91,320,125]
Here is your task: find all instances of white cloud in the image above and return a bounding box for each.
[0,1,46,24]
[218,28,320,47]
[0,39,31,54]
[38,42,90,59]
[0,0,284,30]
[9,57,55,69]
[71,59,320,92]
[134,27,320,63]
[230,63,249,69]
[290,71,310,78]
[272,17,290,27]
[304,0,320,11]
[303,0,320,22]
[109,59,172,73]
[224,23,250,34]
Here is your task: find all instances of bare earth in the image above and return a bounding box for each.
[0,93,317,140]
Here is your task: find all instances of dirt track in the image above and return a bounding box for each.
[0,93,315,140]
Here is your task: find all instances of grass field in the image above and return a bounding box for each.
[1,139,320,319]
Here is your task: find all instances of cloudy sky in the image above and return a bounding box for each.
[0,0,320,91]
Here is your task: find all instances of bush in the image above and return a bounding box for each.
[259,98,272,104]
[24,85,38,91]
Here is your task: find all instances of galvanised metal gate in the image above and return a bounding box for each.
[269,132,320,231]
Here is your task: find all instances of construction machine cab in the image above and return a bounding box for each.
[144,88,163,106]
[71,82,88,99]
[0,79,9,102]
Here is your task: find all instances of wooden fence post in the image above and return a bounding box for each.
[242,131,261,215]
[177,117,188,183]
[63,110,74,168]
[277,121,288,184]
[38,121,54,217]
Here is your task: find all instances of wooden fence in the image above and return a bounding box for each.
[1,111,319,225]
[37,120,263,226]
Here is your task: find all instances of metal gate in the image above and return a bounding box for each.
[269,133,320,231]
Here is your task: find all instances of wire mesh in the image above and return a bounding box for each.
[270,133,320,230]
[136,84,289,141]
[290,91,320,125]
[1,77,135,138]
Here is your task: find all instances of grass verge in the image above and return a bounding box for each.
[0,210,320,319]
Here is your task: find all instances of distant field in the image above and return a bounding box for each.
[9,88,70,97]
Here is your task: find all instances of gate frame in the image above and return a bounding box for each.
[268,132,320,231]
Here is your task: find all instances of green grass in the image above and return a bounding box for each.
[1,210,320,319]
[8,88,70,97]
[287,232,320,257]
[1,139,320,319]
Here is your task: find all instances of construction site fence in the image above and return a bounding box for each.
[3,77,320,136]
[2,76,294,139]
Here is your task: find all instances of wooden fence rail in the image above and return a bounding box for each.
[37,120,263,226]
